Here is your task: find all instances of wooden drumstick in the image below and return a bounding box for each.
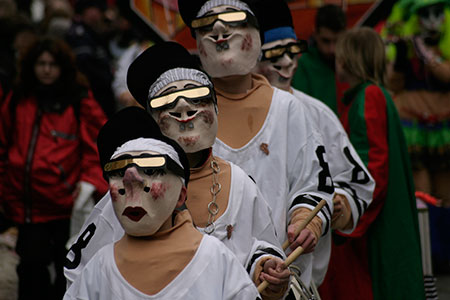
[258,199,327,294]
[282,199,327,250]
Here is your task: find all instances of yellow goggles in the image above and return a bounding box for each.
[104,156,166,172]
[104,155,185,178]
[262,41,308,61]
[191,11,249,29]
[149,86,213,110]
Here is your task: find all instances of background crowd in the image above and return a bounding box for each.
[0,0,449,299]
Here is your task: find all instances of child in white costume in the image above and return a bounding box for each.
[177,0,335,288]
[64,107,261,299]
[252,0,375,287]
[65,42,290,298]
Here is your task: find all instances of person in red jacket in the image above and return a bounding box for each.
[0,36,108,300]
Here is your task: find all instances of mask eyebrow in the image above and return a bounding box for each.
[184,83,199,88]
[204,6,238,16]
[114,154,133,160]
[158,86,178,96]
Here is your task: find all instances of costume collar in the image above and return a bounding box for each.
[214,73,271,100]
[150,210,193,239]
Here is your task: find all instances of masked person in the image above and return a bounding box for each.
[65,42,290,299]
[252,0,375,289]
[292,4,348,115]
[63,106,261,299]
[387,0,450,208]
[177,0,335,289]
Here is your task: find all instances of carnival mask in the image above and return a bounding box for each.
[418,3,445,44]
[255,38,307,91]
[150,80,218,153]
[107,151,184,237]
[194,5,261,78]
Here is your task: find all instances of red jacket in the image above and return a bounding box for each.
[0,90,108,224]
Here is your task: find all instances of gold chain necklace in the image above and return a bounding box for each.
[204,156,221,234]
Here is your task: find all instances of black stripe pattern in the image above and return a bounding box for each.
[289,194,331,236]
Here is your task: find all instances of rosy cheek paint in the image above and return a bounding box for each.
[150,182,168,200]
[110,185,120,202]
[200,110,214,125]
[158,115,171,132]
[241,34,253,51]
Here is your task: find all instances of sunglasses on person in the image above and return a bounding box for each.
[191,11,258,30]
[261,40,308,61]
[149,85,215,110]
[104,154,184,179]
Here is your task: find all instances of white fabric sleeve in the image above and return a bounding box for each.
[64,192,124,288]
[286,106,334,235]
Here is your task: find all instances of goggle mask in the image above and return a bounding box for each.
[261,40,308,62]
[103,154,184,181]
[191,11,259,32]
[148,85,216,111]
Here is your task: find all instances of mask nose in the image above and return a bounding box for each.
[122,167,148,201]
[168,99,199,121]
[279,53,294,66]
[210,20,231,41]
[273,53,294,70]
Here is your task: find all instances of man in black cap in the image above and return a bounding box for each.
[252,0,374,291]
[177,0,335,292]
[64,106,261,299]
[65,42,290,298]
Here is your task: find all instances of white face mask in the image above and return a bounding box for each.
[254,38,299,91]
[151,80,218,153]
[109,151,183,237]
[195,5,261,78]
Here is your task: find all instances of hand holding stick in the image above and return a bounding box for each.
[258,199,327,294]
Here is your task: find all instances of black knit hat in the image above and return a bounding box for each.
[97,106,190,185]
[178,0,259,28]
[127,41,205,108]
[252,0,294,34]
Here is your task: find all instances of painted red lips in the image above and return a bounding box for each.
[123,207,147,222]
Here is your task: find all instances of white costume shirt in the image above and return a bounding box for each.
[195,161,285,276]
[64,163,284,287]
[292,88,375,285]
[213,87,334,245]
[64,235,261,300]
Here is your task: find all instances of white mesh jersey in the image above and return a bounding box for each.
[64,235,261,300]
[292,88,375,286]
[64,163,284,288]
[292,88,374,233]
[213,87,335,245]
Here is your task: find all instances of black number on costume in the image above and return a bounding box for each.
[315,145,334,194]
[343,147,370,184]
[64,223,96,269]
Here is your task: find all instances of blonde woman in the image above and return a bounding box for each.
[320,27,425,300]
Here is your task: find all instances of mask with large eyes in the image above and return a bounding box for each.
[194,5,261,78]
[149,80,218,153]
[255,38,307,91]
[107,151,184,237]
